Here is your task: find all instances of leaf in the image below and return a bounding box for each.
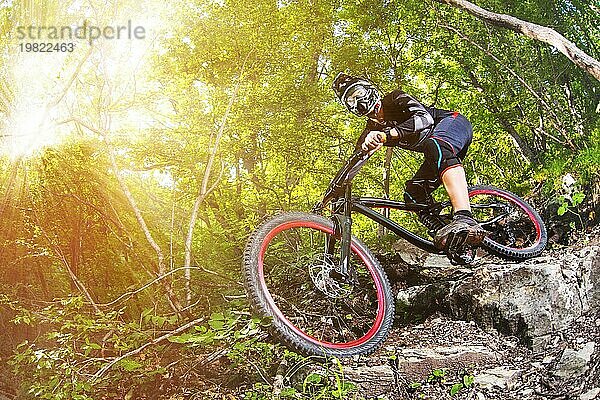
[119,358,143,372]
[195,325,208,333]
[450,383,463,396]
[409,382,422,389]
[168,333,194,343]
[141,308,153,318]
[151,315,166,327]
[463,374,475,387]
[304,373,322,384]
[572,192,585,206]
[280,387,296,397]
[210,312,225,321]
[208,320,225,330]
[557,203,568,216]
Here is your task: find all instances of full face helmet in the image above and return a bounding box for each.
[332,72,381,117]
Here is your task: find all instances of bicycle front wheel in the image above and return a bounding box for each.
[243,212,394,358]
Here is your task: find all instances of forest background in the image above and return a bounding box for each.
[0,0,598,398]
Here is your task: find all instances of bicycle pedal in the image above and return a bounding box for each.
[445,229,469,254]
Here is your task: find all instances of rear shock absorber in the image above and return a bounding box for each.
[418,212,447,234]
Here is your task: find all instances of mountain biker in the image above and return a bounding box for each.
[331,72,486,253]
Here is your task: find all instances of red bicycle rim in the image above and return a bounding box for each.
[257,220,386,349]
[470,189,542,250]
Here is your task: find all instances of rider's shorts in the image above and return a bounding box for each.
[417,112,473,178]
[404,113,473,204]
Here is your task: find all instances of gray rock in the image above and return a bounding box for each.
[423,254,454,269]
[396,282,454,323]
[581,388,600,400]
[447,246,600,349]
[343,364,394,383]
[399,345,495,362]
[391,239,427,265]
[553,342,595,378]
[474,366,521,390]
[392,246,600,350]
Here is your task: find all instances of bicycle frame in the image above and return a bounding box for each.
[352,197,441,254]
[317,149,445,281]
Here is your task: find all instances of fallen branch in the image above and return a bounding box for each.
[436,0,600,81]
[91,316,205,381]
[96,266,204,308]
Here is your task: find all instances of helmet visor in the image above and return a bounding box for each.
[343,83,379,116]
[345,86,368,109]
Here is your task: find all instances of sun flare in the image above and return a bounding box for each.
[2,50,69,159]
[1,0,171,160]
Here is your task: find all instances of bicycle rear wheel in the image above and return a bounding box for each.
[243,212,394,358]
[468,185,547,260]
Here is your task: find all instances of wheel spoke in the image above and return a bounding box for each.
[260,224,381,345]
[468,186,546,259]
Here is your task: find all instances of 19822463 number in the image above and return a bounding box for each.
[19,43,75,52]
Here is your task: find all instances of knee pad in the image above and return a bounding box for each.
[422,138,462,178]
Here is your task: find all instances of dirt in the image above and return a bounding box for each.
[330,308,597,399]
[332,226,600,400]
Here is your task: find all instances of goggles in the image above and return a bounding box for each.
[343,83,379,116]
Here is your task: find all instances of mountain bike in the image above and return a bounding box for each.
[243,149,547,358]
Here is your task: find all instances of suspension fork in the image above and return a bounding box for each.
[325,185,354,281]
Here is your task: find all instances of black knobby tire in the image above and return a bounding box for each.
[243,211,395,358]
[468,185,547,260]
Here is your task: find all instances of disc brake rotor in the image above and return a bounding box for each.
[308,253,353,299]
[497,204,520,246]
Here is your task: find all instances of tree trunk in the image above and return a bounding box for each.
[183,62,246,306]
[437,0,600,81]
[104,137,184,314]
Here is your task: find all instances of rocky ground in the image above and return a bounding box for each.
[333,310,599,400]
[325,229,600,400]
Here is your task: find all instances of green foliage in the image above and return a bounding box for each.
[557,192,586,216]
[244,357,357,400]
[7,294,272,399]
[450,373,475,396]
[427,368,447,383]
[0,0,599,397]
[8,296,159,399]
[407,368,476,398]
[168,312,270,347]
